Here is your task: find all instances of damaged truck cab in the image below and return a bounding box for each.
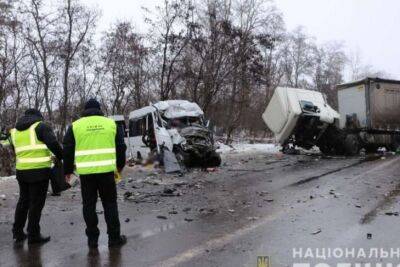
[262,87,342,154]
[263,78,400,155]
[128,100,221,168]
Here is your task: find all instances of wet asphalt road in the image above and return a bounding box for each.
[1,151,400,267]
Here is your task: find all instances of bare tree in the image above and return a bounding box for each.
[23,0,58,120]
[281,26,315,88]
[313,41,347,108]
[145,0,193,100]
[57,0,97,135]
[99,22,150,116]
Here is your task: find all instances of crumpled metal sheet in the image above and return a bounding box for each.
[163,149,182,173]
[179,125,214,158]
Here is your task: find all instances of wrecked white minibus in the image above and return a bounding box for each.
[127,100,221,170]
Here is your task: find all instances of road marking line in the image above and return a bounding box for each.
[151,208,290,267]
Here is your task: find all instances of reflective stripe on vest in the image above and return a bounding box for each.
[72,116,117,175]
[11,122,52,170]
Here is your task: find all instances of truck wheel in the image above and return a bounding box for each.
[364,145,377,154]
[318,144,332,155]
[390,135,400,152]
[344,134,360,156]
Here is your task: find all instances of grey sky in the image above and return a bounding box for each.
[81,0,400,80]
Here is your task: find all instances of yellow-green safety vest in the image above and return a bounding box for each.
[72,116,117,175]
[10,122,52,170]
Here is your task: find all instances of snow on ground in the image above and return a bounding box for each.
[0,175,15,183]
[216,142,279,154]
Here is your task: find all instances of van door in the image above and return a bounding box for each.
[152,112,173,152]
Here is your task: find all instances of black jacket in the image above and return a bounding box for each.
[62,108,126,175]
[13,114,63,183]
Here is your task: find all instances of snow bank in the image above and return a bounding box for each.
[216,142,279,154]
[0,175,16,183]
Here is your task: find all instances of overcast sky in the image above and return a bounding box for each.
[81,0,400,80]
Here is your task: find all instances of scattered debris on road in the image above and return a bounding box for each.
[311,228,322,235]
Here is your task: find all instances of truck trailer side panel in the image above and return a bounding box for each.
[369,82,400,131]
[337,84,367,129]
[338,78,400,132]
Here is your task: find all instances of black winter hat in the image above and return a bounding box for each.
[25,108,43,119]
[84,98,101,110]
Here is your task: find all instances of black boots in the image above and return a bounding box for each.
[87,235,127,248]
[13,230,50,245]
[28,234,51,244]
[88,236,99,249]
[13,232,27,243]
[108,235,127,248]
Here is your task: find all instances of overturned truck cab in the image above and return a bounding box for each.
[262,87,349,155]
[128,100,221,170]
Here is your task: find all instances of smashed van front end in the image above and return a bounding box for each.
[155,100,221,167]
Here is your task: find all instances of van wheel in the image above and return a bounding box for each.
[344,134,360,156]
[174,146,191,167]
[206,151,222,167]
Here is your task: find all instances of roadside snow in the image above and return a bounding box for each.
[0,175,16,183]
[216,142,279,154]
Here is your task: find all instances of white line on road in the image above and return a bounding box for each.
[151,208,290,267]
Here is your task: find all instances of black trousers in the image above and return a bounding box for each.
[13,179,49,237]
[79,172,121,241]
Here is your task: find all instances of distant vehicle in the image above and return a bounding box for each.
[128,100,221,168]
[262,78,400,155]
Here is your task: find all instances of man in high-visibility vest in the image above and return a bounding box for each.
[63,99,127,248]
[10,109,63,244]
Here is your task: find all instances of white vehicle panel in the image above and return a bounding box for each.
[337,85,367,129]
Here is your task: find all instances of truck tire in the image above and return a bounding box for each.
[344,134,360,156]
[318,144,332,155]
[390,135,400,152]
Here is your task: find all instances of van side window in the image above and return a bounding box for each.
[129,118,145,137]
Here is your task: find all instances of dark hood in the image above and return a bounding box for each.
[15,115,43,131]
[81,108,104,117]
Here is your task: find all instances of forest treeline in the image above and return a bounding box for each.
[0,0,389,141]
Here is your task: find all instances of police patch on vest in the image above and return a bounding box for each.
[87,124,105,131]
